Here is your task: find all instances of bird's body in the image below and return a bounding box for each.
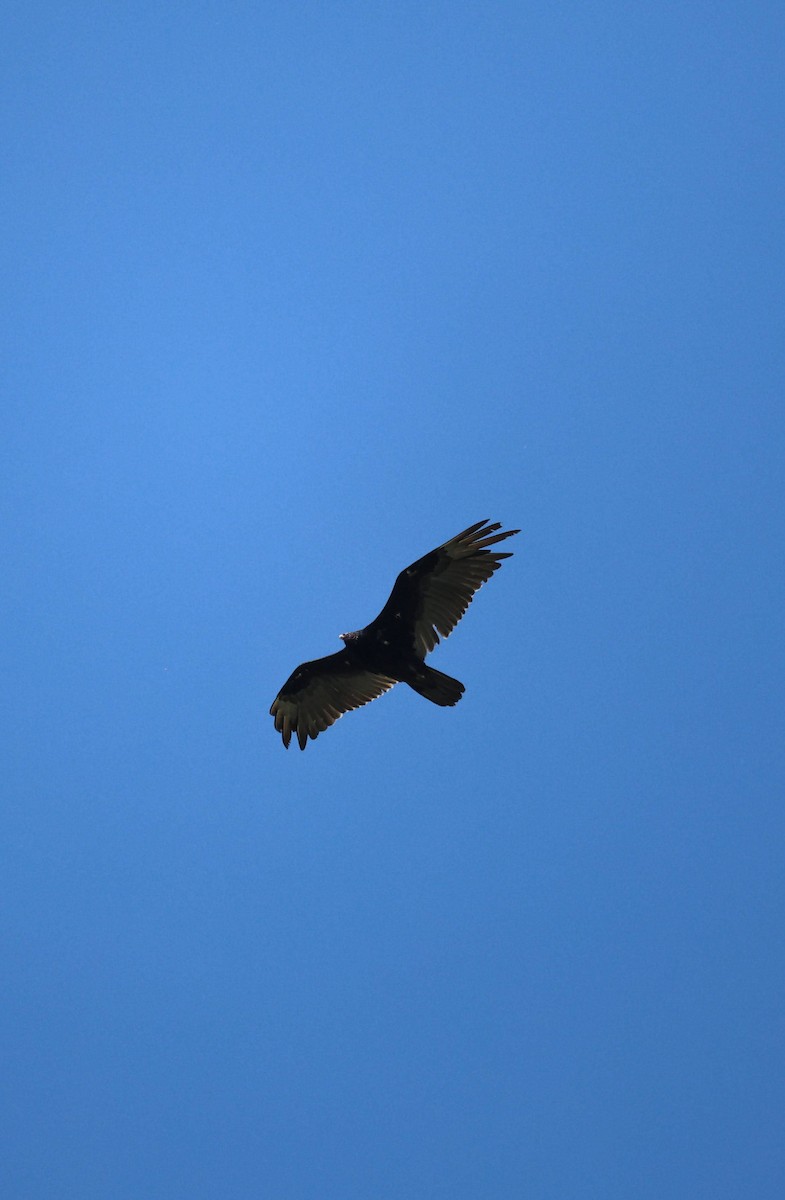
[270,519,519,749]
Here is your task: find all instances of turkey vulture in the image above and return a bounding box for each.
[270,518,519,749]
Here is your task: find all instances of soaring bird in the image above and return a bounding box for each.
[270,519,519,749]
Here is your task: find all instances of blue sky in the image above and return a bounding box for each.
[2,3,784,1196]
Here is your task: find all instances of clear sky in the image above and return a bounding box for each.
[2,3,784,1197]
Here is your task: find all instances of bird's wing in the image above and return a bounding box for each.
[270,651,396,750]
[373,519,519,657]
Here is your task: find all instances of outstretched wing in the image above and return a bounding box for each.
[270,651,396,750]
[372,519,519,657]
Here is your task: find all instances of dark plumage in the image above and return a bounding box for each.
[270,519,519,749]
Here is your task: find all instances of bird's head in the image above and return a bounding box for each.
[340,630,359,645]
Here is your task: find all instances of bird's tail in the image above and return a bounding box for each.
[409,665,465,707]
